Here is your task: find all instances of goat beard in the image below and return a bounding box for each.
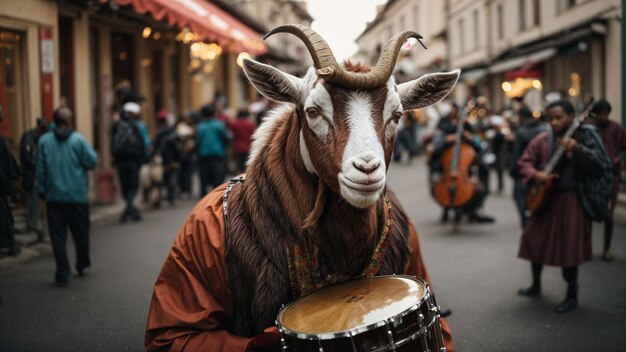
[300,178,381,275]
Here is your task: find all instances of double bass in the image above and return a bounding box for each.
[433,112,475,208]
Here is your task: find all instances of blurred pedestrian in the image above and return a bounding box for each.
[0,105,20,256]
[589,100,626,262]
[176,112,197,199]
[229,109,256,173]
[394,110,418,163]
[517,100,611,313]
[509,107,548,228]
[37,107,97,286]
[152,110,181,207]
[19,117,49,237]
[196,104,230,196]
[111,102,146,222]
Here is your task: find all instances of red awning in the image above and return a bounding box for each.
[504,69,542,81]
[504,61,543,81]
[110,0,266,55]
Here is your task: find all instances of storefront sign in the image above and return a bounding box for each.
[40,26,53,121]
[41,39,54,73]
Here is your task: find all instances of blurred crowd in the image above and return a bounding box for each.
[110,83,267,223]
[0,83,268,263]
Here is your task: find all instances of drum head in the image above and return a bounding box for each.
[278,276,427,336]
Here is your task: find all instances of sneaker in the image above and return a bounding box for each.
[555,298,578,313]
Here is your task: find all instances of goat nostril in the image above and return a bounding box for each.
[354,161,380,174]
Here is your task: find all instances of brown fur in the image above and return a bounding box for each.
[343,60,372,73]
[225,91,411,337]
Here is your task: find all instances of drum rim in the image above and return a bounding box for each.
[276,275,431,340]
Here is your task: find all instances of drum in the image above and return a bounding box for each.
[277,275,446,352]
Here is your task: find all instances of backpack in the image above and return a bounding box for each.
[574,126,613,221]
[112,119,143,159]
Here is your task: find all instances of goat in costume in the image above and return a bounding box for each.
[146,24,460,352]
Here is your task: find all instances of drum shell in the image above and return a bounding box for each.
[280,293,444,352]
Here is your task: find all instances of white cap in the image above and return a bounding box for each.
[490,115,504,126]
[123,102,141,114]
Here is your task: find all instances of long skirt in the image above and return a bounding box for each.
[518,190,591,267]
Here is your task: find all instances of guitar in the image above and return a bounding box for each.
[525,104,593,213]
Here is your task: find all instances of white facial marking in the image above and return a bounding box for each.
[303,84,333,138]
[383,77,402,142]
[338,93,387,208]
[300,131,317,174]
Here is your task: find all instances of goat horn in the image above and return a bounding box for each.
[264,25,424,89]
[365,31,425,85]
[264,24,339,72]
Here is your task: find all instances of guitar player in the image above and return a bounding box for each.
[515,99,610,313]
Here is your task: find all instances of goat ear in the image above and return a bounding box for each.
[397,70,460,110]
[243,58,302,104]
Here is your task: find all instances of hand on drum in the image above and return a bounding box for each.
[246,326,281,352]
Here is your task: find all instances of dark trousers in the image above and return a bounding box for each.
[117,160,141,219]
[156,169,177,206]
[46,202,90,283]
[513,179,527,229]
[529,262,578,299]
[0,196,15,250]
[198,156,225,197]
[178,158,193,194]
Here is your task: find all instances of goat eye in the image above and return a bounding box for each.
[393,111,403,121]
[306,107,320,118]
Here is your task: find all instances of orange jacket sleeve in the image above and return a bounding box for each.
[403,220,455,352]
[145,189,250,352]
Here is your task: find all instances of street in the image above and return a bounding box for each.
[1,159,625,352]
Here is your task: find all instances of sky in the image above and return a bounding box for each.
[306,0,387,60]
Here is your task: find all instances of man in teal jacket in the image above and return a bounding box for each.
[196,104,230,196]
[37,107,98,286]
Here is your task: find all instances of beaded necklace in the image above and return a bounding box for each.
[285,193,394,297]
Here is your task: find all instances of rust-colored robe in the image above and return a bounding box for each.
[145,183,454,351]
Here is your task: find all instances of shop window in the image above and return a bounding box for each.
[0,28,25,142]
[518,0,527,32]
[59,17,75,115]
[473,9,479,49]
[497,4,504,40]
[458,18,465,54]
[557,0,577,13]
[111,32,136,90]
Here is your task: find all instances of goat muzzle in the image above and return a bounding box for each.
[263,24,426,90]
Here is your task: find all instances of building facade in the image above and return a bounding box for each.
[355,0,622,123]
[0,0,268,201]
[447,0,622,120]
[221,0,314,75]
[356,0,448,83]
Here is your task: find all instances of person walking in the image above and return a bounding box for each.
[176,112,197,199]
[509,107,548,228]
[589,100,626,262]
[196,104,230,196]
[229,109,256,173]
[111,102,146,222]
[19,117,49,237]
[0,105,20,256]
[152,110,181,207]
[37,107,97,286]
[516,100,611,313]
